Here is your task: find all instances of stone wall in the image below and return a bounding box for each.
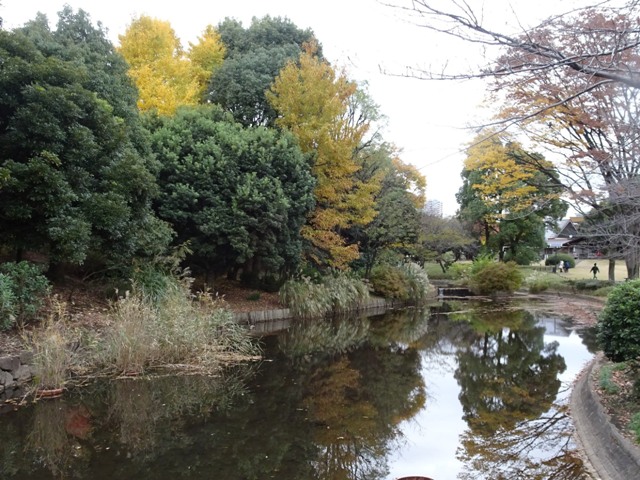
[0,352,34,404]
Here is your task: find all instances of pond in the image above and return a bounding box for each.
[0,299,597,480]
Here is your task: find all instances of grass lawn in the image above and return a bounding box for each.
[531,258,628,281]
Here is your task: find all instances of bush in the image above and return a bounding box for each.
[369,262,431,304]
[574,279,611,291]
[528,277,550,294]
[504,247,539,266]
[597,279,640,362]
[545,253,575,268]
[448,262,472,281]
[0,261,50,330]
[369,265,410,300]
[0,274,16,331]
[469,260,523,295]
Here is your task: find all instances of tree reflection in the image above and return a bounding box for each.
[278,316,371,358]
[303,356,386,479]
[457,404,587,480]
[453,307,579,479]
[302,347,426,480]
[25,399,91,478]
[454,309,566,434]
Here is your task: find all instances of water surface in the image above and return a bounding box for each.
[0,299,596,479]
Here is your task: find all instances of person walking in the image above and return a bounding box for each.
[590,262,600,279]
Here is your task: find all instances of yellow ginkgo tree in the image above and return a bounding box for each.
[119,16,225,115]
[458,131,567,260]
[268,43,379,270]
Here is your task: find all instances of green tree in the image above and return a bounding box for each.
[0,15,171,271]
[356,153,425,275]
[457,133,567,262]
[598,279,640,362]
[208,16,318,127]
[145,106,315,282]
[420,214,476,272]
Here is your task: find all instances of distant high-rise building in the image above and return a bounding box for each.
[425,199,443,217]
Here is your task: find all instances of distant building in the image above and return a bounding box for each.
[545,217,600,259]
[424,199,443,217]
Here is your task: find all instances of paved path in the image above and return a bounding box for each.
[571,355,640,479]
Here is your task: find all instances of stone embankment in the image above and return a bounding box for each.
[571,356,640,480]
[0,352,34,408]
[233,297,405,334]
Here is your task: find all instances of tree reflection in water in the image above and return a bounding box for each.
[279,313,427,480]
[452,306,587,480]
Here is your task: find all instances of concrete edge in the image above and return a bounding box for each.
[570,354,640,479]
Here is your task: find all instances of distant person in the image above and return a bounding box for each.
[590,262,600,279]
[564,260,570,273]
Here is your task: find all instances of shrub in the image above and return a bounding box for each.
[448,262,472,282]
[528,277,550,294]
[0,261,50,329]
[597,279,640,362]
[575,279,611,291]
[469,260,523,295]
[0,274,16,331]
[369,262,431,304]
[545,253,575,268]
[369,265,410,300]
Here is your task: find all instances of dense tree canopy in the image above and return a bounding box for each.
[0,11,171,270]
[0,8,426,286]
[145,106,315,281]
[207,16,318,127]
[353,148,426,275]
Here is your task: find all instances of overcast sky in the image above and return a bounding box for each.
[1,0,579,216]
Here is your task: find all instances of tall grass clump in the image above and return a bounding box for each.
[629,412,640,443]
[279,271,370,319]
[102,273,257,375]
[29,299,74,390]
[400,262,432,305]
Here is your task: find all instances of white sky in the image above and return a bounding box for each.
[1,0,580,215]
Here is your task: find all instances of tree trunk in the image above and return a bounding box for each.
[625,248,640,279]
[608,258,616,282]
